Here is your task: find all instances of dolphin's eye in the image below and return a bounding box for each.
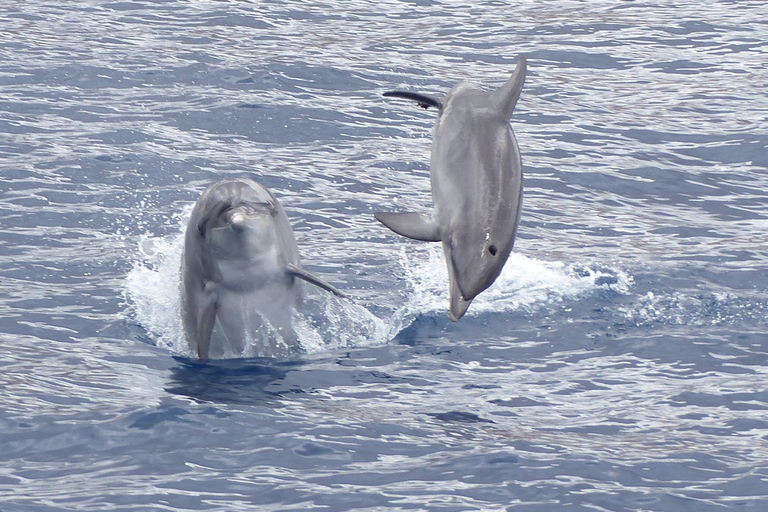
[488,244,498,256]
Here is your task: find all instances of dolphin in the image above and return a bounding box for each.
[181,177,346,361]
[376,56,527,321]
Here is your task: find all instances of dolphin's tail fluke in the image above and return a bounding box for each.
[493,55,527,119]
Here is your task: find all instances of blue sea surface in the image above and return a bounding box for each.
[2,1,768,510]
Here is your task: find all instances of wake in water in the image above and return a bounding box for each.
[620,289,768,328]
[125,214,634,359]
[124,208,389,359]
[395,244,633,318]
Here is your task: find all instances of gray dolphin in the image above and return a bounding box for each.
[181,178,346,361]
[376,56,527,321]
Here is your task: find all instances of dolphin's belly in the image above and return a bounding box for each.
[208,283,300,359]
[214,255,286,292]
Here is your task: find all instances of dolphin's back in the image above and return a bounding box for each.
[431,85,522,251]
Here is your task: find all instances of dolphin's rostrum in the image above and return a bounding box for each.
[181,178,345,361]
[377,56,527,321]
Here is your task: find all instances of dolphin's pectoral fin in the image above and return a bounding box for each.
[374,212,441,242]
[196,282,218,361]
[383,91,443,110]
[286,263,348,299]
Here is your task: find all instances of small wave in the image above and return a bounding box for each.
[125,217,634,359]
[124,226,388,360]
[125,232,189,356]
[619,290,768,328]
[396,245,633,319]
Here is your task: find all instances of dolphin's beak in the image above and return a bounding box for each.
[229,210,248,231]
[448,269,473,321]
[445,242,474,321]
[227,207,268,233]
[448,245,481,302]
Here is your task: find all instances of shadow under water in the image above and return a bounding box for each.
[166,356,307,405]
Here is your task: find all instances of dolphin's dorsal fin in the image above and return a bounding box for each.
[492,55,527,119]
[383,91,443,110]
[286,263,347,299]
[374,212,442,242]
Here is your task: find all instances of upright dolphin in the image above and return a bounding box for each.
[181,178,345,361]
[377,56,527,320]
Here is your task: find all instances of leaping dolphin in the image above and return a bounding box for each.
[377,56,527,321]
[181,178,346,361]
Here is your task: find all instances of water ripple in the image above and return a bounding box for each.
[3,0,768,510]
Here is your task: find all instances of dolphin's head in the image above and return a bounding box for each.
[199,201,279,261]
[447,224,512,302]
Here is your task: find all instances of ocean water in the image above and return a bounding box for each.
[2,0,768,510]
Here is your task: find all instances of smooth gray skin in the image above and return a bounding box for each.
[376,56,527,321]
[181,178,345,361]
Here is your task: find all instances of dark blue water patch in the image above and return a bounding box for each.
[263,61,376,93]
[552,423,628,435]
[728,418,768,432]
[550,127,624,148]
[294,442,336,457]
[195,12,274,29]
[650,225,730,239]
[291,209,349,230]
[523,22,632,37]
[277,364,430,400]
[74,154,206,193]
[4,10,46,21]
[427,411,495,424]
[463,383,502,390]
[554,379,612,394]
[620,130,767,167]
[527,49,635,70]
[128,405,192,430]
[2,419,108,462]
[675,136,768,168]
[517,111,572,126]
[648,59,731,74]
[166,357,298,405]
[168,103,357,144]
[592,165,725,209]
[663,20,723,35]
[391,314,446,345]
[103,1,147,11]
[668,391,768,411]
[3,310,118,345]
[490,397,549,408]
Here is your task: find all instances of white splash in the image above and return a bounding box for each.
[125,230,190,357]
[125,223,632,359]
[618,290,768,327]
[124,225,389,360]
[397,244,633,318]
